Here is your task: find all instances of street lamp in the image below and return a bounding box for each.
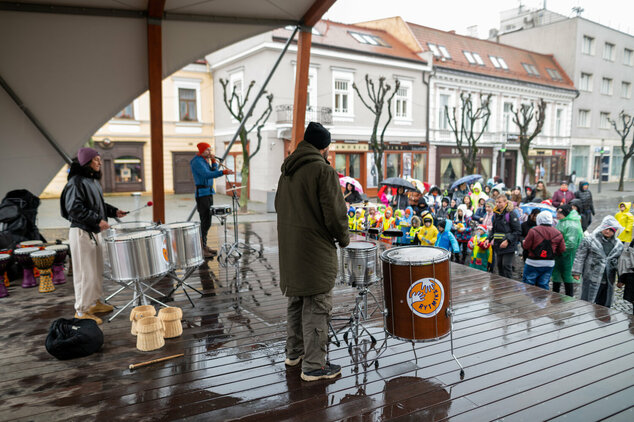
[598,139,604,193]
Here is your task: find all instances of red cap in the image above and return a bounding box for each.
[147,201,153,207]
[197,142,211,155]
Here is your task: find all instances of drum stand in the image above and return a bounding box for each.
[217,185,261,289]
[342,286,381,352]
[106,277,169,322]
[165,267,204,308]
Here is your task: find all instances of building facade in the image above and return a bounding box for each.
[207,20,430,202]
[358,17,578,187]
[499,11,634,183]
[42,62,214,197]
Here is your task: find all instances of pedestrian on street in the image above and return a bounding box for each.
[521,211,565,289]
[552,204,584,297]
[523,185,535,203]
[572,216,624,308]
[575,181,595,231]
[60,147,127,324]
[190,142,233,257]
[551,181,575,207]
[487,195,521,278]
[615,202,634,243]
[275,122,349,382]
[533,180,550,202]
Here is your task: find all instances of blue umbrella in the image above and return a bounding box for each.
[520,202,557,218]
[449,174,483,191]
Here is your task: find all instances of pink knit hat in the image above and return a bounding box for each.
[77,147,99,166]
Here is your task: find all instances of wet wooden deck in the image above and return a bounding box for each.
[0,221,633,421]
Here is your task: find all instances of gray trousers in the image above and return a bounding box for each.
[286,292,332,372]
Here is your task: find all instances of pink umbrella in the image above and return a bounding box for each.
[340,176,364,194]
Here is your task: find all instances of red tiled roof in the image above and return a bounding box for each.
[405,21,575,90]
[272,20,425,64]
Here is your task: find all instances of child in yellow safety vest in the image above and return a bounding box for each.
[408,216,422,244]
[347,207,356,230]
[417,212,438,246]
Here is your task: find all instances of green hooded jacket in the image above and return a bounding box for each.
[552,209,584,284]
[275,141,350,297]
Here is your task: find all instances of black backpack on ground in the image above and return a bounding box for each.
[45,318,104,360]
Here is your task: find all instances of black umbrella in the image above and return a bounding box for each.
[449,174,483,191]
[380,177,418,191]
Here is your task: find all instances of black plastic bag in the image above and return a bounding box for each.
[45,318,104,360]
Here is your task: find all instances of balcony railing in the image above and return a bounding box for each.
[276,105,332,125]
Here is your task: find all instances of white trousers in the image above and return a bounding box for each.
[69,228,104,313]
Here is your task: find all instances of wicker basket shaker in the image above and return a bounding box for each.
[130,305,156,336]
[158,307,183,338]
[135,316,165,352]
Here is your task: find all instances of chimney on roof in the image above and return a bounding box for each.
[448,30,456,34]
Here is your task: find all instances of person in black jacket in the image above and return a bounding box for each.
[60,148,126,324]
[390,186,409,211]
[575,181,595,231]
[487,195,521,278]
[343,182,363,205]
[520,209,540,260]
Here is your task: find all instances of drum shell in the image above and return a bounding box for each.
[381,246,451,341]
[161,222,203,270]
[106,232,170,282]
[342,241,379,287]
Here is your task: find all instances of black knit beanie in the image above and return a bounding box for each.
[304,122,331,150]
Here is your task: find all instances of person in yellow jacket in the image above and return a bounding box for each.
[408,216,422,244]
[417,212,438,246]
[616,202,634,243]
[347,207,356,230]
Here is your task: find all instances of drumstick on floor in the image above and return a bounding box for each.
[129,353,184,370]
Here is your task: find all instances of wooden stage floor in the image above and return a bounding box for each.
[0,221,633,421]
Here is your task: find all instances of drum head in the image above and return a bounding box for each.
[381,246,450,265]
[162,222,199,229]
[45,245,69,251]
[114,229,163,241]
[14,247,40,255]
[0,254,10,261]
[31,250,56,258]
[346,241,377,250]
[20,240,43,247]
[110,221,157,232]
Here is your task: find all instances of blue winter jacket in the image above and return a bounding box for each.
[190,155,224,198]
[435,219,460,253]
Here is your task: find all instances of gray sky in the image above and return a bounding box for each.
[323,0,634,37]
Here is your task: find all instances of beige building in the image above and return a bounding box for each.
[42,61,213,197]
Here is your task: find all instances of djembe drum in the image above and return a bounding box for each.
[45,245,69,285]
[14,247,40,288]
[31,250,56,293]
[19,241,44,278]
[0,254,10,298]
[0,249,11,287]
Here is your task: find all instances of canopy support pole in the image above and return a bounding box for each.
[0,73,72,164]
[290,28,312,152]
[147,0,166,223]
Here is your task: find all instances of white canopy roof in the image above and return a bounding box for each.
[0,0,324,198]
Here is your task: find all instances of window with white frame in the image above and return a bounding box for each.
[115,103,135,119]
[229,71,244,105]
[489,56,500,68]
[622,81,632,99]
[582,35,595,55]
[625,48,633,66]
[603,42,615,61]
[173,78,202,122]
[601,77,613,95]
[332,70,354,116]
[600,112,611,129]
[438,45,451,59]
[522,63,540,76]
[394,80,412,120]
[472,53,485,65]
[578,109,590,127]
[438,94,450,130]
[294,65,317,108]
[579,72,593,91]
[503,102,513,134]
[463,51,475,64]
[555,108,563,136]
[497,57,508,69]
[428,43,441,57]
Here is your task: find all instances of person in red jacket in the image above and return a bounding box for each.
[551,181,575,207]
[522,210,566,289]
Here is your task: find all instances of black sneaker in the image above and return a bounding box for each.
[300,363,341,381]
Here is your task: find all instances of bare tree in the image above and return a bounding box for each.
[352,75,400,182]
[608,111,634,192]
[219,79,273,211]
[510,99,547,185]
[446,92,492,174]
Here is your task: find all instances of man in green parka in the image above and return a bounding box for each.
[552,204,584,297]
[275,122,350,382]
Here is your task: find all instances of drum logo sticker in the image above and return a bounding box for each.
[406,278,445,318]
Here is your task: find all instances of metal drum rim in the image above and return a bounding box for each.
[380,245,450,265]
[105,229,166,243]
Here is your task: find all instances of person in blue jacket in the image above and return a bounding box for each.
[435,217,460,257]
[190,142,233,257]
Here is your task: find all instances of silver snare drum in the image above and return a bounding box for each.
[161,222,203,270]
[342,241,379,288]
[105,230,170,282]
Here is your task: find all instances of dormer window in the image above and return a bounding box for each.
[489,55,508,69]
[464,51,484,65]
[546,68,563,81]
[348,31,390,47]
[522,63,540,77]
